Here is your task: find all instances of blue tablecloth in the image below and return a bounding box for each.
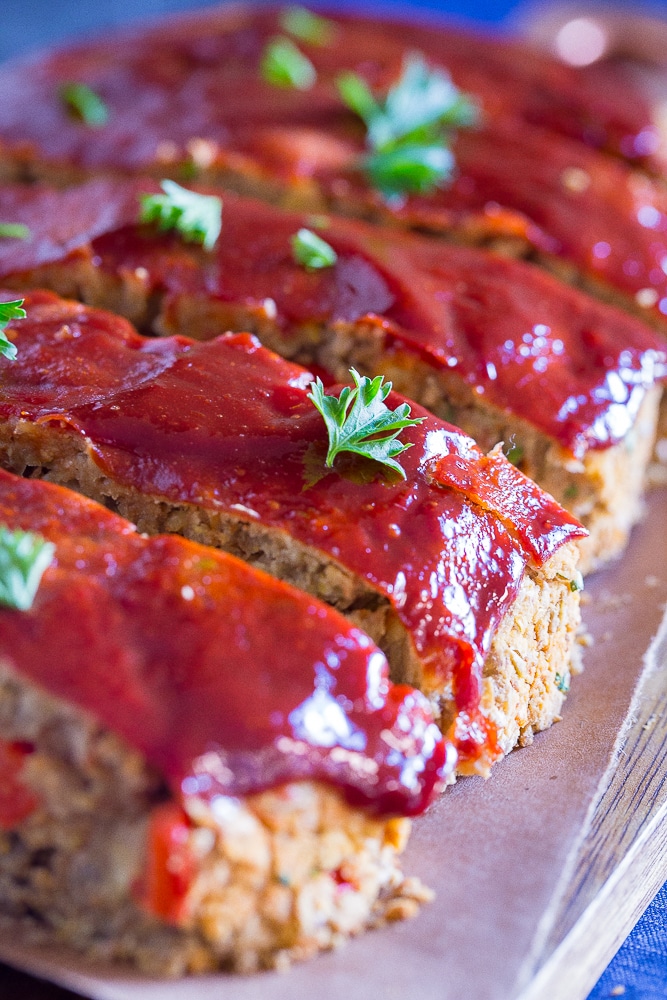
[588,883,667,1000]
[2,0,516,61]
[2,0,667,996]
[588,880,667,999]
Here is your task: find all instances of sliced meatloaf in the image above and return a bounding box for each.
[0,289,586,777]
[0,468,448,973]
[0,7,666,335]
[0,5,657,180]
[0,181,661,571]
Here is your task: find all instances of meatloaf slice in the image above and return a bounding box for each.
[0,468,447,973]
[0,5,665,336]
[0,4,657,179]
[0,181,660,571]
[0,290,586,776]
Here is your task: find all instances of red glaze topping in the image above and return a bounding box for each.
[0,9,664,329]
[0,180,143,272]
[235,117,667,334]
[356,14,660,167]
[0,291,585,765]
[0,8,656,171]
[0,181,662,458]
[427,448,581,561]
[394,122,667,332]
[0,467,451,817]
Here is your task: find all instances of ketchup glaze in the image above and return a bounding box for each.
[0,467,451,818]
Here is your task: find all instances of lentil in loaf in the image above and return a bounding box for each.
[0,469,448,972]
[0,289,587,776]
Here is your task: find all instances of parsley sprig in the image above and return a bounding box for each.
[60,82,109,127]
[139,181,222,250]
[0,223,30,240]
[280,6,336,46]
[338,53,478,198]
[291,227,338,269]
[261,36,316,90]
[365,143,455,198]
[0,527,55,611]
[308,369,424,478]
[0,299,26,361]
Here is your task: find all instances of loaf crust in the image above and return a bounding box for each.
[0,423,583,775]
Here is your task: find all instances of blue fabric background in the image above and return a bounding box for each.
[6,0,667,59]
[590,881,667,1000]
[5,0,513,59]
[1,1,667,996]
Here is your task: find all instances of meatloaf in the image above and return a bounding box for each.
[0,180,660,571]
[0,5,657,179]
[0,467,449,974]
[0,289,586,778]
[0,6,666,335]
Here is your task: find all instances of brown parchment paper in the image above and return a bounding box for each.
[1,488,666,1000]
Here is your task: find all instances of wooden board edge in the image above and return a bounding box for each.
[514,797,667,1000]
[514,603,667,999]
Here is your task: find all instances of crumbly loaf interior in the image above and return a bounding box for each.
[481,544,583,760]
[0,148,656,346]
[0,661,422,975]
[0,419,582,772]
[416,541,582,776]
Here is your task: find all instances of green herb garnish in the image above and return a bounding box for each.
[308,369,424,478]
[261,36,316,90]
[338,53,478,198]
[139,181,222,251]
[340,55,477,149]
[280,6,336,45]
[338,72,382,132]
[0,300,26,326]
[291,227,338,269]
[0,527,55,611]
[0,332,16,361]
[0,299,26,361]
[60,82,109,127]
[0,223,30,241]
[365,143,455,198]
